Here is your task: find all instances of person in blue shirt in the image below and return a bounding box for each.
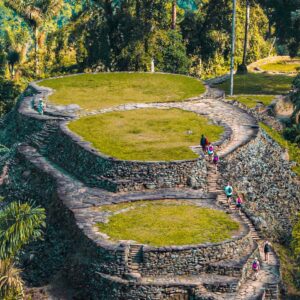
[224,183,233,206]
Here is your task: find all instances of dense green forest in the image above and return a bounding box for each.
[0,0,299,83]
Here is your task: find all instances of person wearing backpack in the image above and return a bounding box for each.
[264,241,272,263]
[213,153,219,170]
[235,195,243,214]
[200,134,207,151]
[224,183,233,206]
[207,143,214,161]
[252,257,260,280]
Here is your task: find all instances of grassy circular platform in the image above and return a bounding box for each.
[259,57,300,73]
[68,108,224,161]
[215,73,294,95]
[97,200,240,246]
[39,73,205,110]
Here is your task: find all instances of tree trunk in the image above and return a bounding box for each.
[34,26,39,76]
[237,0,250,74]
[171,0,177,29]
[242,0,250,66]
[9,64,14,80]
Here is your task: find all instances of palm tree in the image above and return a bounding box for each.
[4,0,63,76]
[0,259,24,300]
[0,201,46,260]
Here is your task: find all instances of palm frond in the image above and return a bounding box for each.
[0,202,46,259]
[0,259,24,299]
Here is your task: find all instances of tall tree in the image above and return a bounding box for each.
[4,0,63,76]
[172,0,177,29]
[238,0,251,73]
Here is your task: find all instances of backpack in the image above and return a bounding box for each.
[252,260,258,270]
[227,186,232,194]
[264,243,270,252]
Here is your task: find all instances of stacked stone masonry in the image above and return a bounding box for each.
[0,76,285,299]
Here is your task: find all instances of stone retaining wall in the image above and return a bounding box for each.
[43,122,208,192]
[0,85,210,193]
[221,129,300,241]
[137,232,253,276]
[1,145,252,299]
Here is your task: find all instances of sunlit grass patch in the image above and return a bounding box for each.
[227,94,275,108]
[97,200,240,246]
[215,73,294,95]
[68,108,224,161]
[260,58,300,73]
[39,73,205,110]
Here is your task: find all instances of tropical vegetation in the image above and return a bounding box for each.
[0,201,46,299]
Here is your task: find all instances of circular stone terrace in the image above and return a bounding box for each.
[9,72,281,299]
[95,198,245,247]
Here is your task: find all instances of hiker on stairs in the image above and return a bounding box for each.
[264,240,272,263]
[252,257,261,280]
[224,183,233,207]
[212,153,219,171]
[207,143,214,162]
[235,194,243,214]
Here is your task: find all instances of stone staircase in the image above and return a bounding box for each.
[126,244,143,279]
[205,161,280,299]
[27,122,58,155]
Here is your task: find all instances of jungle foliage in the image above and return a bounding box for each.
[0,0,298,84]
[0,201,46,299]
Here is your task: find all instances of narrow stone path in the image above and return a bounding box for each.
[206,157,280,299]
[81,95,258,158]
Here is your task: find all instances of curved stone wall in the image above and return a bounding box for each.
[44,122,208,192]
[221,129,300,241]
[5,145,255,296]
[0,83,214,193]
[0,76,281,299]
[136,231,253,276]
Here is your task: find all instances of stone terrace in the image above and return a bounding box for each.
[0,76,282,299]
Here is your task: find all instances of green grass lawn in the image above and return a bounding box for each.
[260,58,300,73]
[39,73,205,110]
[260,122,300,176]
[227,94,275,108]
[216,73,294,95]
[68,108,224,161]
[97,200,240,246]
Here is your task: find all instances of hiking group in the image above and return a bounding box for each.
[200,134,272,282]
[200,134,219,169]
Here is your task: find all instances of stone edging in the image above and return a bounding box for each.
[223,97,283,132]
